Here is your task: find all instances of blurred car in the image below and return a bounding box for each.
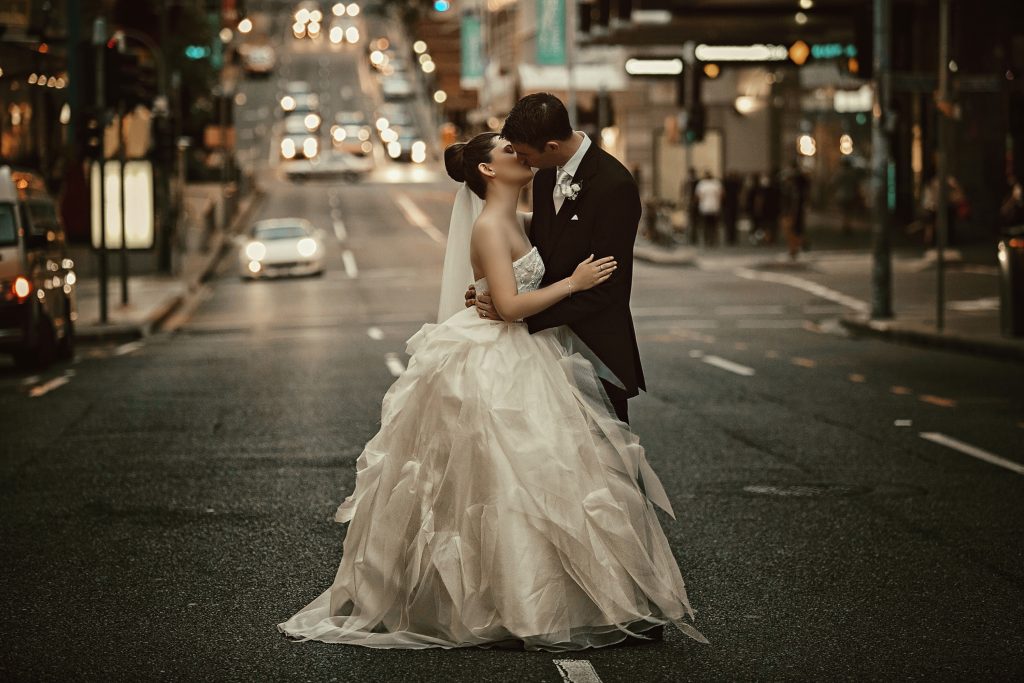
[280,118,319,160]
[238,219,325,279]
[284,80,312,95]
[328,18,360,45]
[240,43,276,77]
[292,2,324,40]
[0,166,76,368]
[386,130,427,163]
[381,74,413,101]
[330,111,372,156]
[285,149,372,183]
[280,92,319,116]
[377,103,414,129]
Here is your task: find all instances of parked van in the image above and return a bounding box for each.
[0,166,76,368]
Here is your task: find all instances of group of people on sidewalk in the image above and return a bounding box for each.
[682,164,810,259]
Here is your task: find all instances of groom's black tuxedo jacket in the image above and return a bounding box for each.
[525,142,646,398]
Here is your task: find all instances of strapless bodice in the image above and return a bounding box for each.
[473,246,544,294]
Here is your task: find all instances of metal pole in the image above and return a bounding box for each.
[92,17,108,324]
[870,0,894,319]
[566,0,577,127]
[118,99,128,305]
[935,0,950,331]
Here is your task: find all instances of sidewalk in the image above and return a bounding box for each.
[75,187,263,343]
[634,232,1024,362]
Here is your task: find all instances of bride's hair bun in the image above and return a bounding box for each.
[444,142,467,183]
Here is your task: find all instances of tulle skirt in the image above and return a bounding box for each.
[278,307,706,650]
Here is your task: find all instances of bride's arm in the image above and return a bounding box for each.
[474,218,615,322]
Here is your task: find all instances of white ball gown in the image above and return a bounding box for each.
[279,246,707,650]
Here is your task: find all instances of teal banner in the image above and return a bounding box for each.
[460,13,484,88]
[536,0,565,66]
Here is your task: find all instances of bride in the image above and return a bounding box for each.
[278,132,706,650]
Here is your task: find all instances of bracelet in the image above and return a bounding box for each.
[567,279,573,297]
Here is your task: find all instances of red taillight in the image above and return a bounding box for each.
[12,276,32,300]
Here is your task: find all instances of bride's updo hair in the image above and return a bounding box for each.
[444,132,499,200]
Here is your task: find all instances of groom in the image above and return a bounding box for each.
[467,93,644,423]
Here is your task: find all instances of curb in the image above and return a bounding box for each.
[76,188,266,344]
[633,245,698,266]
[839,316,1024,363]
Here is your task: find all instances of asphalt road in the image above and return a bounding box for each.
[3,11,1023,683]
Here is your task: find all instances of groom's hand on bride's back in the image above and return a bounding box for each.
[464,284,500,320]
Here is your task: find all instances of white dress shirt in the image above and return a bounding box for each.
[553,131,591,214]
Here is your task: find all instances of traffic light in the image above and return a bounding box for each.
[677,65,706,143]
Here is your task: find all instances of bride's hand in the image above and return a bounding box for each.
[570,254,617,292]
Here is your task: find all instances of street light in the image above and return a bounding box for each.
[238,18,253,34]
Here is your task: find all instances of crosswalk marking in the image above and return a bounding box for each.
[342,250,358,278]
[554,660,603,683]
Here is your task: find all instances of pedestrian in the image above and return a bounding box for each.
[683,167,699,245]
[721,172,742,246]
[833,157,861,235]
[1000,174,1024,227]
[694,171,723,247]
[754,171,781,245]
[781,161,810,259]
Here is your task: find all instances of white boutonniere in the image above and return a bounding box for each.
[567,182,582,200]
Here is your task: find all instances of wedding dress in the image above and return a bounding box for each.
[279,246,706,650]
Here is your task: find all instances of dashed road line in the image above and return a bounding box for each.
[702,354,756,377]
[367,327,384,340]
[553,659,603,683]
[332,218,348,241]
[114,341,144,356]
[890,386,913,395]
[734,267,870,314]
[920,432,1024,475]
[341,250,359,278]
[919,394,957,408]
[848,373,866,383]
[894,419,913,427]
[28,371,72,398]
[384,353,405,377]
[790,357,817,368]
[394,193,446,245]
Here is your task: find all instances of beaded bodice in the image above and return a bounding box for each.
[474,246,544,294]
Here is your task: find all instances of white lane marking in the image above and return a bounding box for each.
[20,375,40,386]
[948,296,999,312]
[736,319,807,329]
[734,268,870,314]
[632,306,701,317]
[28,372,72,398]
[341,250,359,278]
[332,218,348,241]
[894,419,913,427]
[715,304,786,316]
[701,355,756,377]
[367,327,384,340]
[384,353,405,377]
[394,193,446,245]
[554,660,603,683]
[330,207,342,220]
[114,341,144,356]
[920,432,1024,475]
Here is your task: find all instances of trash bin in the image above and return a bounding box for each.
[998,227,1024,338]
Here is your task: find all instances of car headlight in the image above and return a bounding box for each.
[333,127,346,142]
[281,95,296,111]
[297,238,318,257]
[357,128,370,141]
[345,27,360,43]
[387,141,401,158]
[281,138,296,158]
[411,140,426,154]
[330,26,343,44]
[303,138,319,157]
[245,241,266,261]
[304,113,321,130]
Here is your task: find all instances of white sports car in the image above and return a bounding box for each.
[238,219,325,279]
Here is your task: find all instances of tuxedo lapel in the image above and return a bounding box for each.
[532,168,557,258]
[548,144,602,256]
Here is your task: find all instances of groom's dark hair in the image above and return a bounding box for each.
[501,93,573,151]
